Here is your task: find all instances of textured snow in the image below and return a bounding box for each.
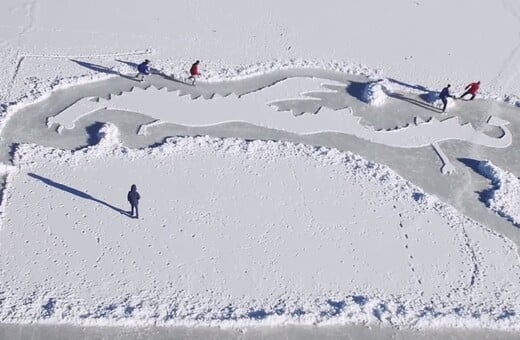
[0,124,519,329]
[2,0,520,122]
[362,80,388,106]
[1,0,520,336]
[477,161,520,226]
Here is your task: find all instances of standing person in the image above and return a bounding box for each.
[459,81,480,100]
[135,59,151,81]
[187,60,200,85]
[127,184,141,218]
[439,84,454,113]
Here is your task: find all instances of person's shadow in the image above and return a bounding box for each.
[70,59,138,81]
[28,173,132,217]
[115,59,162,75]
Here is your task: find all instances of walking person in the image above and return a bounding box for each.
[459,81,480,100]
[135,59,151,82]
[187,60,201,85]
[439,84,454,113]
[127,184,141,218]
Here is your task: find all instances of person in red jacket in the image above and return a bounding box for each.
[459,81,480,100]
[188,60,201,85]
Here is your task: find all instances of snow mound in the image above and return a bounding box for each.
[362,80,388,106]
[477,160,520,226]
[97,122,121,148]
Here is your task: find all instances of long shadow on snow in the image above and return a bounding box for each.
[70,59,138,81]
[115,59,162,75]
[458,157,520,228]
[28,173,130,217]
[387,78,431,92]
[387,92,441,113]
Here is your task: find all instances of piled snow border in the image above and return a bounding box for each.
[477,161,520,226]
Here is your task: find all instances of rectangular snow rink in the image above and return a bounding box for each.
[0,127,519,328]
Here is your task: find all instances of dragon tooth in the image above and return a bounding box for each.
[443,116,460,125]
[414,116,426,125]
[461,122,474,131]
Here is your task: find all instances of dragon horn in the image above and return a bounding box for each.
[487,116,510,127]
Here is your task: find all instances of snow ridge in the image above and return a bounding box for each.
[476,161,520,226]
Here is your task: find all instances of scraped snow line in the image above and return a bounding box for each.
[0,124,518,329]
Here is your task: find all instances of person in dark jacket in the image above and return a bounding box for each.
[127,184,141,218]
[187,60,200,85]
[439,84,454,113]
[135,59,151,81]
[459,81,480,100]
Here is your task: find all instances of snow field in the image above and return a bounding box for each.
[0,124,518,328]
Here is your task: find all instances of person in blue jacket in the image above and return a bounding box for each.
[439,84,454,113]
[135,59,150,81]
[127,184,141,218]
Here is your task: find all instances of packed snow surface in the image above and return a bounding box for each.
[0,124,519,329]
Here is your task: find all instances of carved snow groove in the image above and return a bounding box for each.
[46,79,513,175]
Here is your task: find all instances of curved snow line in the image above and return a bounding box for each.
[475,161,520,227]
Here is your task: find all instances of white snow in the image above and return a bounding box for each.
[2,0,520,118]
[477,161,520,226]
[0,124,519,329]
[361,80,388,106]
[1,0,520,335]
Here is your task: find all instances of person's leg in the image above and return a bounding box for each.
[131,203,136,217]
[470,93,476,100]
[135,204,139,219]
[442,97,447,112]
[459,91,469,99]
